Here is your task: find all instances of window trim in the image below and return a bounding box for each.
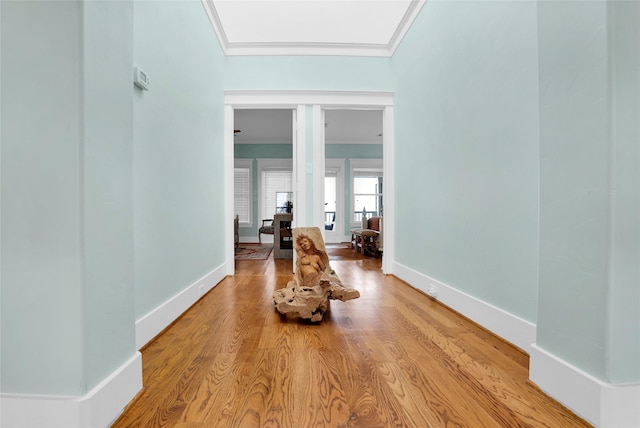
[350,158,383,227]
[234,159,253,228]
[325,158,345,241]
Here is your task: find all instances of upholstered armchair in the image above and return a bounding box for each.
[258,218,274,244]
[351,216,382,255]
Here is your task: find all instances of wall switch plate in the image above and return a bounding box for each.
[134,67,150,90]
[426,284,438,298]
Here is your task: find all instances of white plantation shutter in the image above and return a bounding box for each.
[263,170,292,219]
[351,160,383,223]
[234,164,251,225]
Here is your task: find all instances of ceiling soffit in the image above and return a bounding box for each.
[233,109,383,145]
[202,0,426,57]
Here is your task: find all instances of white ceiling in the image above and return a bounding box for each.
[202,0,426,56]
[234,109,383,145]
[212,2,404,142]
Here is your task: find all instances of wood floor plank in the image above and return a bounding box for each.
[112,244,591,428]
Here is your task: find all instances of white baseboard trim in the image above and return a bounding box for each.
[530,344,640,428]
[324,233,351,245]
[0,352,142,428]
[239,236,260,244]
[135,264,227,349]
[392,262,536,354]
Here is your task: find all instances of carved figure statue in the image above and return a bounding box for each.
[273,227,360,321]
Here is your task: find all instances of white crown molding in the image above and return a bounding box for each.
[201,0,426,57]
[388,0,427,55]
[201,0,230,53]
[225,41,394,57]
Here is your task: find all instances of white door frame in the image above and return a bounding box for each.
[324,159,345,244]
[224,90,395,274]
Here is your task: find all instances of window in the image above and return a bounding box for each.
[263,171,292,218]
[276,192,293,213]
[258,159,293,220]
[234,159,252,226]
[325,173,337,227]
[351,159,383,224]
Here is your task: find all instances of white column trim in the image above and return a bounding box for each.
[224,104,235,276]
[382,106,395,274]
[312,105,325,230]
[294,105,306,228]
[324,158,346,243]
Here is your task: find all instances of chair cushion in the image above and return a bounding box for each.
[354,229,378,237]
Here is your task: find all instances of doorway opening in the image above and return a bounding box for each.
[224,91,394,275]
[323,109,383,245]
[233,109,295,256]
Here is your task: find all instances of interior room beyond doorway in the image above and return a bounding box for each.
[233,109,294,255]
[324,109,383,248]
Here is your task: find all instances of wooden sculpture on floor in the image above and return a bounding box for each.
[273,227,360,322]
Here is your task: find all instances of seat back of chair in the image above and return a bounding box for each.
[234,215,239,244]
[367,216,381,231]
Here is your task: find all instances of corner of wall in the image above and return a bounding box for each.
[391,261,536,354]
[0,352,142,428]
[135,264,228,349]
[530,344,640,427]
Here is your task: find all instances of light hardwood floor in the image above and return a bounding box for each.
[112,244,591,427]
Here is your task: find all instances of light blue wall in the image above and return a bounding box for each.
[392,0,540,323]
[133,0,226,319]
[226,56,393,91]
[1,0,227,398]
[326,144,382,159]
[82,0,136,391]
[607,0,640,384]
[1,0,135,395]
[537,0,609,383]
[537,0,640,383]
[235,144,293,159]
[2,0,638,412]
[1,0,86,395]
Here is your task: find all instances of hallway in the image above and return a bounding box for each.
[113,246,590,427]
